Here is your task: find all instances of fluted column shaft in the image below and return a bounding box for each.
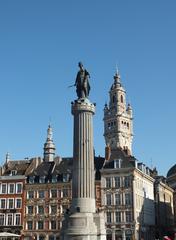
[71,100,95,213]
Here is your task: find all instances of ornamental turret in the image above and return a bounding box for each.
[43,125,56,162]
[103,70,133,155]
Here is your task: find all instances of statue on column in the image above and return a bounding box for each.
[75,62,90,99]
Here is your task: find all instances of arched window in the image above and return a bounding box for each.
[121,95,123,103]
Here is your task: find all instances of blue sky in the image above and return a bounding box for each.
[0,0,176,176]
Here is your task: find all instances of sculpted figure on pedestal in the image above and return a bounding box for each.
[75,62,90,99]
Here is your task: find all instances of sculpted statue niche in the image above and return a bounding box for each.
[75,62,90,99]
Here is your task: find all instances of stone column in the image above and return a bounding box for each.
[60,98,106,240]
[71,99,96,213]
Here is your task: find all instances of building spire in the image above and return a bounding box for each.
[5,152,10,164]
[43,125,56,162]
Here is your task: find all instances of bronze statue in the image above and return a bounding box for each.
[75,62,90,99]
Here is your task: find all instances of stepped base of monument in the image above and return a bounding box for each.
[60,212,106,240]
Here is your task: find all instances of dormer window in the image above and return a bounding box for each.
[52,176,57,183]
[63,174,69,182]
[11,170,17,176]
[29,176,35,184]
[39,177,45,184]
[114,159,122,168]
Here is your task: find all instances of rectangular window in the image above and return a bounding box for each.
[15,214,21,225]
[38,220,44,230]
[0,214,5,226]
[28,191,34,199]
[50,205,57,214]
[38,190,45,198]
[115,212,121,223]
[63,189,69,197]
[126,211,132,222]
[52,176,57,183]
[8,199,14,209]
[16,198,22,209]
[8,183,15,194]
[114,159,122,168]
[16,183,22,193]
[115,193,121,205]
[106,194,111,206]
[114,177,121,188]
[0,199,6,209]
[28,206,33,214]
[50,189,57,198]
[1,184,7,194]
[106,212,111,223]
[63,174,69,182]
[7,214,13,225]
[38,206,44,214]
[125,193,131,205]
[27,221,33,230]
[124,176,131,188]
[39,177,45,183]
[51,220,56,230]
[106,178,111,188]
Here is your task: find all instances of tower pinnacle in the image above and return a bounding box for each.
[43,125,56,162]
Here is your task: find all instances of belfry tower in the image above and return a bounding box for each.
[104,71,133,155]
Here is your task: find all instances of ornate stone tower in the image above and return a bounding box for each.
[61,63,106,240]
[43,125,56,161]
[104,71,133,155]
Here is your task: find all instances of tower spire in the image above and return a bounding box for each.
[43,125,56,162]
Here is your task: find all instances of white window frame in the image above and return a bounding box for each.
[8,183,15,194]
[27,190,34,199]
[115,211,121,223]
[27,220,33,230]
[1,183,7,194]
[15,198,22,209]
[114,159,122,168]
[38,205,44,214]
[106,212,112,223]
[37,220,44,230]
[7,198,14,209]
[0,199,6,209]
[14,213,21,226]
[16,182,23,194]
[38,190,45,198]
[106,194,112,206]
[50,220,57,230]
[6,213,13,226]
[0,214,5,226]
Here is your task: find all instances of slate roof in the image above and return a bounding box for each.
[103,148,136,169]
[28,161,55,177]
[167,164,176,178]
[3,160,31,176]
[26,156,105,182]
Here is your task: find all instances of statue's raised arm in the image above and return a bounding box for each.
[75,62,90,99]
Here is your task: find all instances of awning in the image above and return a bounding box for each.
[0,233,20,237]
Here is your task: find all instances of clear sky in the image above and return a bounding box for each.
[0,0,176,176]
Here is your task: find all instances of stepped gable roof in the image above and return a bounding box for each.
[3,159,31,175]
[29,161,55,177]
[94,156,105,180]
[167,164,176,178]
[52,157,72,175]
[103,147,136,169]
